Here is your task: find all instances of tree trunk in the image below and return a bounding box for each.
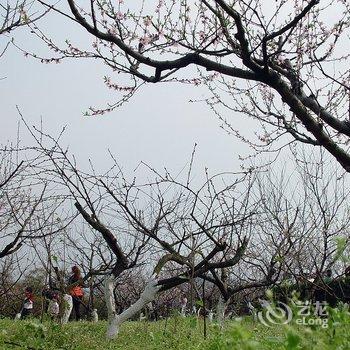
[216,296,226,326]
[91,309,99,322]
[104,275,160,339]
[61,294,73,324]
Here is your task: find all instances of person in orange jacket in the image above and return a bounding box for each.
[67,266,85,320]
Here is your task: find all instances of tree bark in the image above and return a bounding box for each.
[104,275,160,339]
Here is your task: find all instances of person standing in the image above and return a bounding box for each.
[68,266,84,321]
[47,292,60,320]
[323,269,333,284]
[180,294,187,316]
[20,287,34,319]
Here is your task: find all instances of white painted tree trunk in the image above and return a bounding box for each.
[208,310,214,323]
[104,276,118,338]
[180,304,186,317]
[247,301,257,321]
[104,275,160,339]
[91,309,99,322]
[216,296,226,326]
[61,294,73,324]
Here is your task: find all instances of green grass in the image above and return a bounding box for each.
[1,309,350,350]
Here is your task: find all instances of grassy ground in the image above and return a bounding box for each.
[1,310,350,350]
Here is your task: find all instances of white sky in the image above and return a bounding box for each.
[3,0,335,184]
[0,11,255,183]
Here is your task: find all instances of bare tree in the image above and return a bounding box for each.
[228,150,350,307]
[27,127,258,337]
[0,146,73,259]
[29,0,350,171]
[0,253,31,316]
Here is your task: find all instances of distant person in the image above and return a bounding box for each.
[20,286,34,319]
[323,269,332,284]
[180,294,187,316]
[47,291,60,320]
[68,266,85,321]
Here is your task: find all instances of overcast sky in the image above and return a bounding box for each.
[0,5,283,185]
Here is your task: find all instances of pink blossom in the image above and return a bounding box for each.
[158,29,164,39]
[140,36,151,46]
[143,16,151,26]
[116,11,124,20]
[199,31,206,41]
